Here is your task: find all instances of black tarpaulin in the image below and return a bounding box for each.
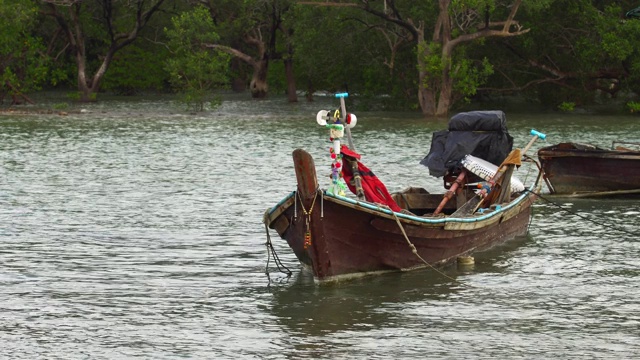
[448,110,507,132]
[420,110,514,177]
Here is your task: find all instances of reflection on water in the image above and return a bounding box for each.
[269,270,459,336]
[1,94,639,358]
[267,233,532,336]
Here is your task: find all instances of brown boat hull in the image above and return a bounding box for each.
[265,148,540,282]
[538,143,640,195]
[266,192,534,282]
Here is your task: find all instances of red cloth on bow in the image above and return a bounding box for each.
[340,146,402,212]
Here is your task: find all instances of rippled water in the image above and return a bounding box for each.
[1,94,639,359]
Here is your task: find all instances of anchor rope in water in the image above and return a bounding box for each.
[526,190,637,236]
[262,190,320,278]
[263,210,292,277]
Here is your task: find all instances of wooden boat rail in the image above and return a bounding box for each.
[612,140,640,151]
[266,174,541,232]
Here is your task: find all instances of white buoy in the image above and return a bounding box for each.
[346,113,357,128]
[316,110,329,126]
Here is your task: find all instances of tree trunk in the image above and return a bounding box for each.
[77,50,114,102]
[417,73,437,116]
[230,58,247,92]
[435,44,454,117]
[250,58,269,98]
[305,81,315,102]
[284,58,298,103]
[356,0,528,118]
[46,1,166,102]
[433,0,453,117]
[205,43,270,98]
[76,45,94,102]
[435,76,452,117]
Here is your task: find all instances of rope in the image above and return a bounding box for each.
[296,190,319,249]
[384,205,467,285]
[296,189,319,218]
[263,210,292,277]
[526,190,637,236]
[262,190,320,279]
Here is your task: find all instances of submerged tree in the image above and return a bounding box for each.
[491,1,640,108]
[164,6,231,111]
[298,0,539,117]
[194,0,295,99]
[41,0,169,102]
[291,4,414,106]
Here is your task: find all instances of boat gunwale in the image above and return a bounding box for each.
[266,187,537,226]
[538,150,640,160]
[538,142,640,159]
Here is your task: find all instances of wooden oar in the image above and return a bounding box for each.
[451,129,546,216]
[434,170,467,215]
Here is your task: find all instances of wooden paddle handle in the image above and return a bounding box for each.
[476,129,547,204]
[521,129,547,156]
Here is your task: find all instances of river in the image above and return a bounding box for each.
[1,94,639,359]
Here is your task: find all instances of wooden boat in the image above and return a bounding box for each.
[538,142,640,197]
[264,96,544,283]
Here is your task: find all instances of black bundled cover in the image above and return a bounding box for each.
[420,110,514,177]
[448,110,507,132]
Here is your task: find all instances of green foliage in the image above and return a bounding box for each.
[102,45,170,95]
[52,102,69,110]
[66,92,81,101]
[418,41,493,102]
[492,0,640,109]
[164,6,231,111]
[0,0,50,96]
[452,57,494,101]
[627,101,640,114]
[67,91,96,102]
[266,61,286,95]
[558,101,576,112]
[418,41,445,88]
[291,6,359,94]
[2,0,637,114]
[293,4,421,109]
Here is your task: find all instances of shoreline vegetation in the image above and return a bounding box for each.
[0,107,81,116]
[2,2,639,118]
[1,91,638,117]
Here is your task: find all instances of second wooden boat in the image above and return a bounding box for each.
[538,142,640,196]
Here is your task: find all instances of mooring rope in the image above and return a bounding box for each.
[384,205,465,285]
[263,210,292,277]
[526,190,637,236]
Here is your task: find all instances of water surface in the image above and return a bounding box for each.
[1,95,639,358]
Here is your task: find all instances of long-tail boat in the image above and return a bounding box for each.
[264,94,544,283]
[538,142,640,197]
